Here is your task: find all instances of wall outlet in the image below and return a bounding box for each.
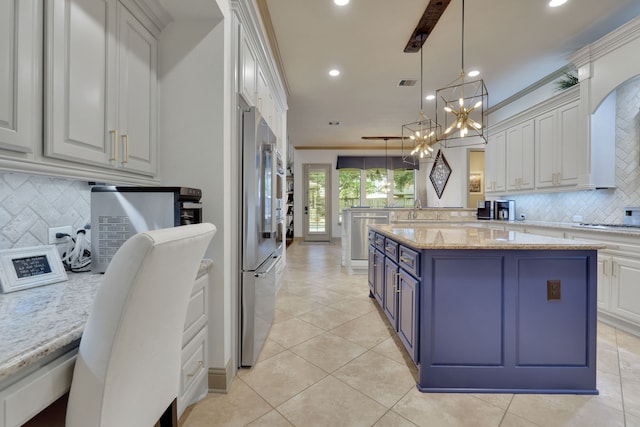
[547,280,561,301]
[48,226,73,244]
[572,215,583,223]
[519,213,526,220]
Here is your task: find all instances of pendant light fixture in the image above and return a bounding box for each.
[402,34,439,165]
[435,0,488,147]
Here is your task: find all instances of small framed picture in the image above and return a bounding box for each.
[0,245,68,293]
[469,171,483,193]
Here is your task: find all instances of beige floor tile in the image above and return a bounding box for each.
[617,330,640,354]
[297,305,361,331]
[626,412,640,427]
[273,308,296,325]
[619,347,640,382]
[371,336,417,368]
[595,370,624,411]
[330,310,394,349]
[181,379,271,427]
[330,296,378,316]
[267,318,325,348]
[373,411,419,427]
[333,351,416,408]
[240,350,327,407]
[255,338,286,363]
[290,332,368,372]
[275,294,324,317]
[622,377,640,419]
[469,393,514,411]
[392,389,506,427]
[507,393,625,427]
[277,375,387,427]
[598,340,622,377]
[499,412,542,427]
[246,410,294,426]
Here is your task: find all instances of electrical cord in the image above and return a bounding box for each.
[61,228,92,272]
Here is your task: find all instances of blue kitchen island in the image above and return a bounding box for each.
[368,224,603,394]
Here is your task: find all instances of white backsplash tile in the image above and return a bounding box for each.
[509,76,640,224]
[0,173,90,249]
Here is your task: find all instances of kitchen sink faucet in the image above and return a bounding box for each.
[410,198,422,219]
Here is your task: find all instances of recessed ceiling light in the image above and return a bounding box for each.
[467,70,480,77]
[425,94,435,101]
[329,69,340,77]
[548,0,568,7]
[334,0,349,5]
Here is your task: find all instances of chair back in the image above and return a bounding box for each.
[66,223,216,427]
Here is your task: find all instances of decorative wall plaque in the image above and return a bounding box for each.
[0,245,68,293]
[429,150,452,199]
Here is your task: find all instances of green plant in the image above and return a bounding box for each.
[556,71,579,91]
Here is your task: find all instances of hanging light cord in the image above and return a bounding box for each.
[461,0,465,73]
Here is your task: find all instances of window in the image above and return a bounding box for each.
[338,168,361,223]
[365,168,389,208]
[337,163,416,222]
[392,169,415,207]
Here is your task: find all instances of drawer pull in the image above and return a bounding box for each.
[385,247,394,253]
[187,360,204,378]
[400,255,413,264]
[109,129,118,160]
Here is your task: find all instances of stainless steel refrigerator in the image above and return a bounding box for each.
[240,107,280,367]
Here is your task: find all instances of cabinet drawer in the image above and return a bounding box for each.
[384,238,399,263]
[183,274,207,346]
[399,245,420,278]
[181,327,207,399]
[374,233,386,252]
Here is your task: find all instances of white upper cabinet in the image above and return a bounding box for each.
[45,0,157,177]
[0,0,41,154]
[485,130,506,193]
[506,119,534,191]
[239,25,257,106]
[535,100,579,189]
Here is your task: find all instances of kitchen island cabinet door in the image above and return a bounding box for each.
[383,258,398,327]
[397,269,419,364]
[0,0,41,155]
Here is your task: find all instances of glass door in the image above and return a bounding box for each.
[303,164,332,242]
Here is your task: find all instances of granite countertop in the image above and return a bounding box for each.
[371,224,605,250]
[0,259,213,386]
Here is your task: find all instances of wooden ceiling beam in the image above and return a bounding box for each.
[404,0,451,53]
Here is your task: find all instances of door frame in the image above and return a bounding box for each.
[302,163,332,242]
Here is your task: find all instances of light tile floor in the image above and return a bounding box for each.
[180,241,640,427]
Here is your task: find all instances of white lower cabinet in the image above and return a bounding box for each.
[178,271,209,418]
[566,232,640,335]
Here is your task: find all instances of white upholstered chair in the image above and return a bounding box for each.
[65,223,216,427]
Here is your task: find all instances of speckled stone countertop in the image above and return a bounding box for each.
[0,259,213,386]
[371,224,605,250]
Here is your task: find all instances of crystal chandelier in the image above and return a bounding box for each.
[435,0,488,147]
[402,34,439,165]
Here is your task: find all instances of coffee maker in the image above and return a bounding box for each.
[494,200,515,221]
[476,200,493,220]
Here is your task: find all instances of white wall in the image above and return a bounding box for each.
[158,11,234,372]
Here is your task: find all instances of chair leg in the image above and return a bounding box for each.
[157,398,178,427]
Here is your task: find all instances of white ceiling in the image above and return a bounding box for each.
[264,0,640,149]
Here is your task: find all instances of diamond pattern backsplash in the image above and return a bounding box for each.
[0,173,90,249]
[509,76,640,224]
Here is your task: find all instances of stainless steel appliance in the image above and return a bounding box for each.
[494,200,515,221]
[476,200,493,220]
[90,186,203,272]
[351,211,389,260]
[240,107,280,367]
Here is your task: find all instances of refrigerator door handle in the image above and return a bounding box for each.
[254,255,279,278]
